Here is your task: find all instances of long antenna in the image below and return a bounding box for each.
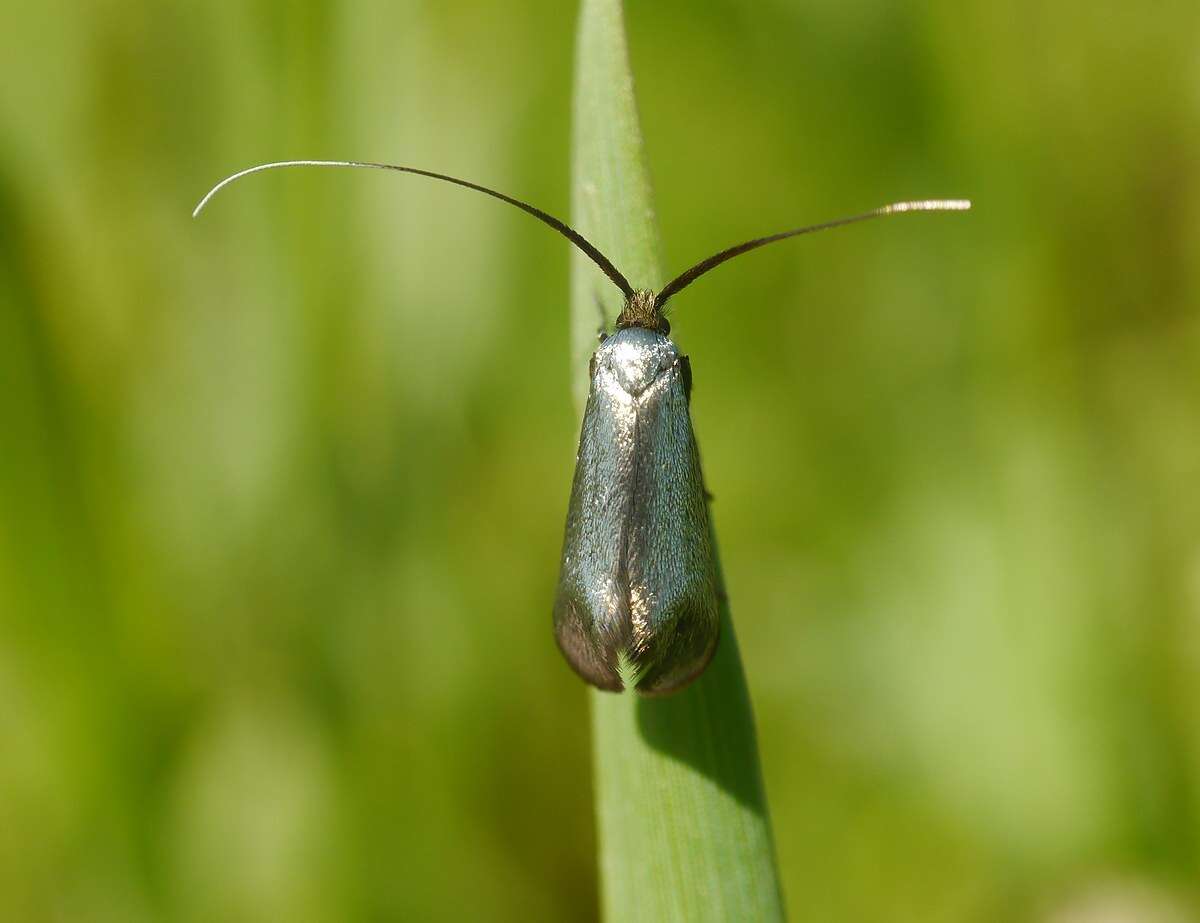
[193,159,635,299]
[655,199,971,310]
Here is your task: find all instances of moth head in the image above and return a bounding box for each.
[615,290,670,335]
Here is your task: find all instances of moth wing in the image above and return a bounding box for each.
[552,379,635,691]
[624,361,719,695]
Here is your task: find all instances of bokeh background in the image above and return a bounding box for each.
[3,1,1199,920]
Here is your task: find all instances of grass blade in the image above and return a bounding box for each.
[569,1,786,919]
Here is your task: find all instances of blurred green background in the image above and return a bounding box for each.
[2,0,1199,920]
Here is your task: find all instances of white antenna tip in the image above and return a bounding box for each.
[881,199,972,215]
[191,160,363,219]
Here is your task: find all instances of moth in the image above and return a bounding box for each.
[195,160,968,695]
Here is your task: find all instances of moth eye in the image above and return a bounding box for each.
[659,318,672,335]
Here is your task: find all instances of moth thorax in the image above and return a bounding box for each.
[616,290,666,333]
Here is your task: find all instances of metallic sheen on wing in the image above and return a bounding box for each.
[553,326,719,695]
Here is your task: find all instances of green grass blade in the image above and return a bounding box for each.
[569,2,786,919]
